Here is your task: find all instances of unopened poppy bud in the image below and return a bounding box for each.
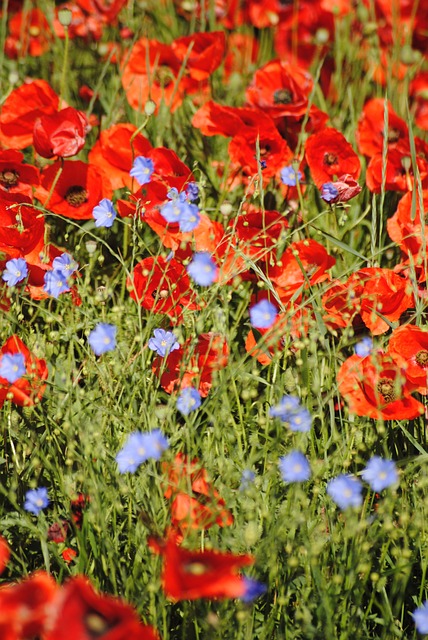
[144,100,156,116]
[58,7,72,27]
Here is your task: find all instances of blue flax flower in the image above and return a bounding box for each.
[176,387,201,415]
[249,299,278,329]
[88,323,117,356]
[148,329,180,357]
[187,253,218,286]
[279,451,311,483]
[280,165,302,187]
[52,252,78,275]
[43,269,71,298]
[327,474,363,510]
[2,258,28,286]
[269,395,312,433]
[130,156,154,185]
[186,182,199,201]
[321,183,339,203]
[413,601,428,634]
[361,456,398,492]
[116,429,169,473]
[240,577,267,603]
[24,487,50,515]
[0,352,26,383]
[355,336,373,357]
[93,198,117,228]
[160,199,200,232]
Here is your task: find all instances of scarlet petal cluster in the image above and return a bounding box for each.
[33,107,89,159]
[151,533,253,600]
[337,351,424,420]
[0,572,159,640]
[163,453,233,534]
[0,335,48,408]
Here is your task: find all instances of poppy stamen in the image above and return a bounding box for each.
[416,350,428,367]
[273,88,293,104]
[84,611,117,638]
[0,169,19,188]
[151,288,169,299]
[323,152,338,166]
[153,67,175,88]
[376,378,396,403]
[65,185,88,207]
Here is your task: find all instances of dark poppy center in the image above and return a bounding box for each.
[324,152,338,166]
[376,378,395,403]
[65,185,88,207]
[184,561,209,575]
[84,611,118,638]
[273,89,293,104]
[416,350,428,367]
[154,66,175,88]
[387,128,401,143]
[151,288,169,300]
[0,169,19,187]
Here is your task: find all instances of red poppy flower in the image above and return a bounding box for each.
[0,192,44,258]
[228,126,292,182]
[0,335,48,408]
[61,548,78,564]
[163,453,233,532]
[122,38,188,113]
[0,150,40,197]
[322,280,356,330]
[5,8,52,59]
[88,123,152,190]
[0,536,9,575]
[365,143,428,193]
[356,98,409,158]
[147,147,194,193]
[153,332,229,396]
[36,160,112,220]
[44,576,159,640]
[388,325,428,393]
[33,107,89,159]
[128,256,196,318]
[326,268,413,335]
[0,79,59,149]
[337,351,424,420]
[152,533,253,600]
[387,189,428,260]
[246,59,314,120]
[0,571,58,640]
[172,31,226,81]
[305,128,361,187]
[357,268,414,335]
[267,239,335,304]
